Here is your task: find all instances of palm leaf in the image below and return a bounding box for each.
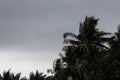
[63,32,77,39]
[63,39,79,46]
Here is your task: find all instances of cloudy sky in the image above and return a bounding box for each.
[0,0,120,76]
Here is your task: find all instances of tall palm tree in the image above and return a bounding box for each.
[63,16,110,63]
[61,16,110,80]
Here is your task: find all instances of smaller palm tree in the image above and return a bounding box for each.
[0,69,21,80]
[29,70,46,80]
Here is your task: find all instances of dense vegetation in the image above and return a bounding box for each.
[1,16,120,80]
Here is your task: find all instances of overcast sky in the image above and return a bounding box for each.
[0,0,120,77]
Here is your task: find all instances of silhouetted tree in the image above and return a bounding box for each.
[59,16,110,80]
[63,16,109,63]
[29,70,46,80]
[0,70,21,80]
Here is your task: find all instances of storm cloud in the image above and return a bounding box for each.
[0,0,120,76]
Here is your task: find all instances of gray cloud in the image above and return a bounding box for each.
[0,0,120,76]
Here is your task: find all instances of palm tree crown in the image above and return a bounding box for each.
[63,16,110,64]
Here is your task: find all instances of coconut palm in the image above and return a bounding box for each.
[63,16,110,63]
[60,16,111,80]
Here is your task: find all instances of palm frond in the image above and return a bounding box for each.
[94,31,111,37]
[63,32,77,39]
[63,39,79,46]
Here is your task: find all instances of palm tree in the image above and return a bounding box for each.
[63,16,110,63]
[50,58,66,80]
[29,70,46,80]
[61,16,110,80]
[102,25,120,80]
[0,70,21,80]
[47,58,64,75]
